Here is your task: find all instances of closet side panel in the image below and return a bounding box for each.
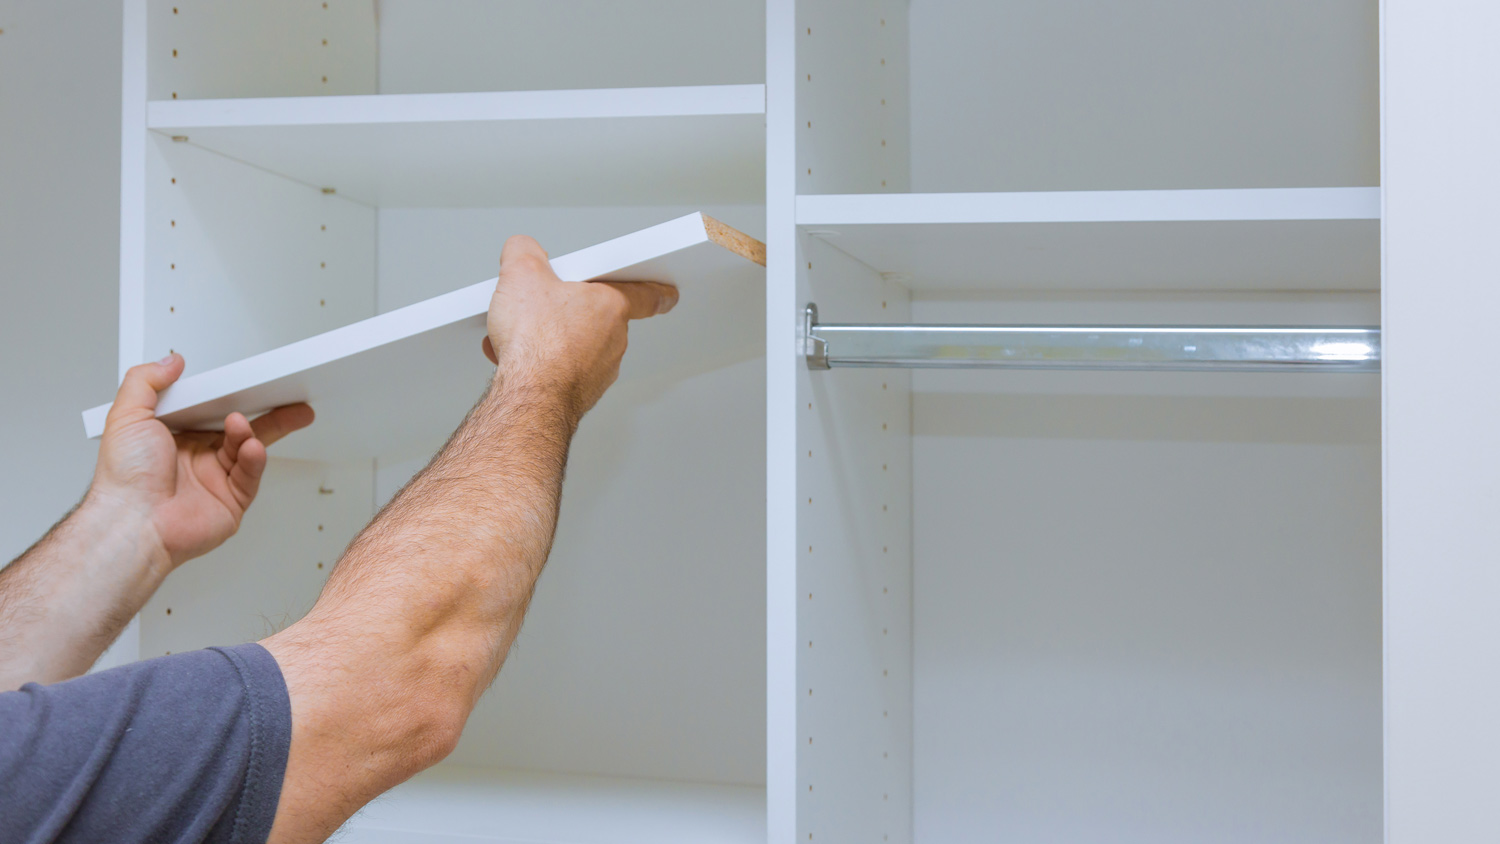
[798,236,913,844]
[1384,0,1500,839]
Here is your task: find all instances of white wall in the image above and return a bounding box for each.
[0,2,121,561]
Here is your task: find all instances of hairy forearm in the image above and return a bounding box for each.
[0,491,170,690]
[302,377,578,701]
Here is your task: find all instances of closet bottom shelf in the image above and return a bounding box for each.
[338,766,765,844]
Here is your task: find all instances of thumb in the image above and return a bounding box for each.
[105,353,186,428]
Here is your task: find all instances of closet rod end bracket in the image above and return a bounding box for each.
[804,303,830,370]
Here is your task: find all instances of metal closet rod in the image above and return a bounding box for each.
[803,304,1381,372]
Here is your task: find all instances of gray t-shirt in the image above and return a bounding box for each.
[0,643,292,844]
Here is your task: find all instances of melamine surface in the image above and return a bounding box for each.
[796,190,1380,292]
[149,86,766,207]
[340,767,765,844]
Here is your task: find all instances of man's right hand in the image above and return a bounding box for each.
[481,235,678,418]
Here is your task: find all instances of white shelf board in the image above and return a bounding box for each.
[338,767,765,844]
[82,213,765,460]
[149,85,766,207]
[796,188,1381,291]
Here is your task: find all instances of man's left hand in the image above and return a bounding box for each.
[90,353,314,569]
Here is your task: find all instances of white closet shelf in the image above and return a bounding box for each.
[82,213,766,461]
[796,188,1381,292]
[150,85,766,207]
[338,766,765,844]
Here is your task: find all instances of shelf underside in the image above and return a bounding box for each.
[151,88,766,207]
[339,767,764,844]
[797,190,1380,291]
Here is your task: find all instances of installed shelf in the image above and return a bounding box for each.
[796,188,1380,291]
[338,767,764,844]
[82,213,766,460]
[150,85,766,206]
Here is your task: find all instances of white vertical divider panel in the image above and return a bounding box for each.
[1384,1,1500,840]
[147,0,376,101]
[145,137,376,375]
[140,459,374,658]
[798,235,913,844]
[797,0,909,195]
[767,0,801,840]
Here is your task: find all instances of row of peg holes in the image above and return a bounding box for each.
[166,3,335,100]
[803,302,899,840]
[802,16,894,189]
[164,173,333,317]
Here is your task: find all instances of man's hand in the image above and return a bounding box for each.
[481,235,678,418]
[0,354,313,689]
[90,353,315,570]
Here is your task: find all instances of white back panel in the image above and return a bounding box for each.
[910,298,1381,843]
[908,0,1379,192]
[797,237,914,843]
[148,0,377,100]
[145,136,375,376]
[376,0,764,94]
[374,356,767,786]
[140,458,375,656]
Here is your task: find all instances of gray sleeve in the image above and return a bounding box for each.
[0,642,292,844]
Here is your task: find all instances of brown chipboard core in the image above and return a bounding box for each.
[702,214,767,267]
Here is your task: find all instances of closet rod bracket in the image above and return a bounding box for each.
[804,303,830,370]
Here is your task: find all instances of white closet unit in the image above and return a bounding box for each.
[101,0,1500,841]
[771,2,1380,843]
[114,2,769,842]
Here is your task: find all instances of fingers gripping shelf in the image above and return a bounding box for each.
[82,213,766,461]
